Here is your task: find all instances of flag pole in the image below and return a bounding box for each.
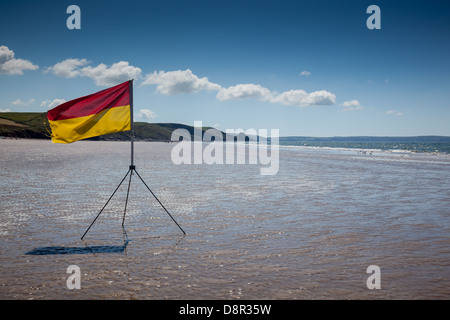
[127,78,185,235]
[129,79,134,168]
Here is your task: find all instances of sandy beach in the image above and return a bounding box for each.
[1,140,449,299]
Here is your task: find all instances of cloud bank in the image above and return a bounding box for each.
[271,89,336,107]
[142,69,336,107]
[340,100,363,111]
[41,99,67,109]
[386,109,403,116]
[0,46,38,75]
[216,84,272,101]
[142,69,221,95]
[12,98,35,106]
[45,58,142,86]
[43,56,337,108]
[300,70,311,76]
[137,109,157,120]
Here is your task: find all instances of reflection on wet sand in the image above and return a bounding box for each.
[1,140,449,299]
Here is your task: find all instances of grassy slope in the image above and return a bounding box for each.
[0,112,222,141]
[0,112,49,139]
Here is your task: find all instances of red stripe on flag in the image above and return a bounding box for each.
[47,81,130,121]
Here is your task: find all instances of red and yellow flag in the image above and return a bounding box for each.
[47,81,131,144]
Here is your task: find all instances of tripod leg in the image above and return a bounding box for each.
[122,169,133,229]
[133,169,186,235]
[81,169,131,240]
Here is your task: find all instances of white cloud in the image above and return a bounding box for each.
[137,109,157,121]
[270,89,336,107]
[45,61,337,108]
[386,109,403,116]
[0,108,11,112]
[216,83,272,101]
[142,69,221,95]
[80,61,142,86]
[300,70,311,76]
[44,58,89,78]
[0,45,39,75]
[0,46,13,64]
[41,99,66,109]
[340,100,363,111]
[12,98,35,106]
[217,83,335,107]
[46,59,142,86]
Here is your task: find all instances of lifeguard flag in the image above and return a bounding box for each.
[47,81,131,144]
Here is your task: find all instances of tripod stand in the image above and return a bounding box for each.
[81,164,186,240]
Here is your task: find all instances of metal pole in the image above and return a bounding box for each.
[122,169,133,228]
[129,79,134,167]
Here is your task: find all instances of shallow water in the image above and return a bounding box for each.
[0,140,449,299]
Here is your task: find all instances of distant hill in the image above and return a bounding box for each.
[0,112,227,142]
[0,112,49,139]
[2,112,449,151]
[278,136,450,143]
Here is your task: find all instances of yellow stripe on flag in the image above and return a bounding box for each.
[49,105,131,144]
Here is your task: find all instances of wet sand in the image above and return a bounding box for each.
[1,140,449,299]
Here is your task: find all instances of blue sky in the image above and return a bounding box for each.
[1,0,449,136]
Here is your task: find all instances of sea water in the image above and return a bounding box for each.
[0,140,449,299]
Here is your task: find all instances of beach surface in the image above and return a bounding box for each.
[0,140,449,299]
